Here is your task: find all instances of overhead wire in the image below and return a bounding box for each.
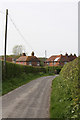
[8,14,43,56]
[9,14,34,51]
[0,10,44,57]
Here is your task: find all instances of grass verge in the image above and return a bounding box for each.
[50,76,74,118]
[2,72,54,95]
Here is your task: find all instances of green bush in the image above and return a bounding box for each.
[45,66,62,74]
[2,61,47,80]
[50,57,80,118]
[2,61,62,80]
[60,57,79,97]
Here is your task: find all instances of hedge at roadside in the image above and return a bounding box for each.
[45,66,62,74]
[50,57,80,119]
[2,61,62,80]
[2,61,46,80]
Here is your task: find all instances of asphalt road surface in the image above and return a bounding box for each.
[2,76,56,118]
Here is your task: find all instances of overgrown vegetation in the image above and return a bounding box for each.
[50,57,80,119]
[2,61,45,80]
[45,66,62,74]
[2,61,62,95]
[2,61,62,80]
[2,73,47,95]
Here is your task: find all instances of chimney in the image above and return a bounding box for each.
[74,54,76,57]
[70,53,72,56]
[65,53,68,56]
[60,54,62,56]
[22,53,26,56]
[31,51,34,56]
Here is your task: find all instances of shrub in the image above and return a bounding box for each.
[50,57,80,118]
[2,61,46,80]
[45,66,62,74]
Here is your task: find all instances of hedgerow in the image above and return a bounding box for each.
[60,57,80,118]
[2,61,62,80]
[2,61,46,80]
[50,57,80,118]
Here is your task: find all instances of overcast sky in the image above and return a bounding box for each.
[0,0,78,57]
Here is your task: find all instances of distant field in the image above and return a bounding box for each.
[50,57,80,119]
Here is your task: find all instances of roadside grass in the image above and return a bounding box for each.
[2,72,54,95]
[50,76,74,118]
[50,57,80,119]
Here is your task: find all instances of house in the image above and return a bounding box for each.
[0,55,21,63]
[0,56,13,62]
[45,53,77,66]
[16,52,40,66]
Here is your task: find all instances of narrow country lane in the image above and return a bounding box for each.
[2,76,56,118]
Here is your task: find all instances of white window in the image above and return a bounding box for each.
[47,62,49,65]
[54,62,56,65]
[29,62,32,66]
[37,62,40,66]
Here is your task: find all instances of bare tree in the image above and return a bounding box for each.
[12,45,25,55]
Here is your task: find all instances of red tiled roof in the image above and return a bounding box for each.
[68,56,77,61]
[46,54,77,62]
[60,56,69,62]
[46,55,62,62]
[16,56,27,62]
[16,56,40,62]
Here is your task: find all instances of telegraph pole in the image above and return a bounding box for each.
[4,9,8,71]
